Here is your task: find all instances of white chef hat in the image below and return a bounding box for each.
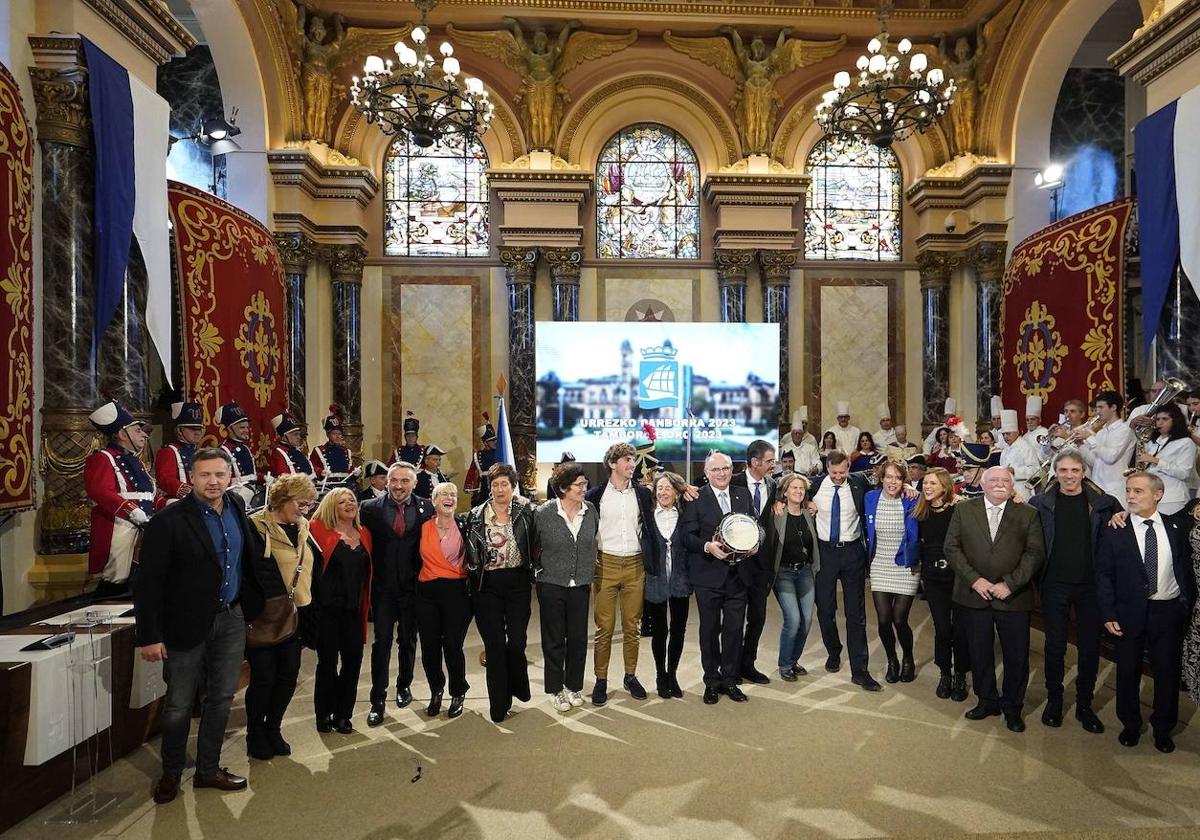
[877,403,891,420]
[990,395,1003,417]
[836,401,850,416]
[1025,395,1043,417]
[1000,409,1021,434]
[944,397,956,415]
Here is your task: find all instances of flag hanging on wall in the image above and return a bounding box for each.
[999,197,1134,425]
[168,181,289,466]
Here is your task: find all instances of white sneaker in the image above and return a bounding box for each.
[567,690,585,708]
[552,690,571,712]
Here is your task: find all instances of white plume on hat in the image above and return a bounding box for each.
[943,397,956,415]
[990,395,1004,417]
[999,409,1021,434]
[1025,395,1043,417]
[89,402,119,427]
[836,400,850,416]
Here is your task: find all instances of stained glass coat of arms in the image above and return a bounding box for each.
[384,134,489,257]
[804,135,902,261]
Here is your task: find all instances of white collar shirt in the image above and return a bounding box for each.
[813,478,860,542]
[598,481,641,556]
[1131,511,1180,600]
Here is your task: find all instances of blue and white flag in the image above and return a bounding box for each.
[1134,86,1200,355]
[82,38,173,385]
[494,394,518,474]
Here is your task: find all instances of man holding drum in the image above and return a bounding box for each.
[681,452,760,705]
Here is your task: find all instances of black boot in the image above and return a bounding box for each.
[656,673,672,699]
[885,657,900,684]
[935,672,952,699]
[246,725,274,760]
[667,671,683,698]
[266,727,292,756]
[950,672,969,702]
[899,657,916,683]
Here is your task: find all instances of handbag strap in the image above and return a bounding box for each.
[262,515,307,601]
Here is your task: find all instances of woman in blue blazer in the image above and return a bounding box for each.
[863,460,921,683]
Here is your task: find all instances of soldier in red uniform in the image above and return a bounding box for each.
[84,400,155,595]
[310,404,354,484]
[154,398,204,510]
[217,401,260,506]
[269,412,312,478]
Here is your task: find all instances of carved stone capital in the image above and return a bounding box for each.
[714,249,755,286]
[28,65,90,147]
[500,247,539,285]
[274,231,319,275]
[967,241,1007,284]
[915,250,962,289]
[757,249,798,286]
[543,247,582,286]
[322,243,367,283]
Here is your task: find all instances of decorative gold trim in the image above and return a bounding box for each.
[1110,0,1200,86]
[81,0,194,65]
[322,243,368,282]
[28,66,90,148]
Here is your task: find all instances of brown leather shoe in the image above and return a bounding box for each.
[193,768,248,792]
[153,772,181,804]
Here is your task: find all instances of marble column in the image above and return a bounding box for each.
[714,249,754,323]
[969,242,1006,423]
[543,247,582,322]
[1156,267,1200,385]
[274,232,317,422]
[30,61,98,554]
[501,246,539,490]
[758,250,797,425]
[324,244,367,455]
[916,251,957,434]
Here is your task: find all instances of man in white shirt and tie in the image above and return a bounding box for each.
[1096,472,1195,753]
[1075,390,1137,507]
[731,440,777,684]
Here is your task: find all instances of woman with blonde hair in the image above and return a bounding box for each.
[759,473,820,681]
[309,487,373,733]
[246,473,323,759]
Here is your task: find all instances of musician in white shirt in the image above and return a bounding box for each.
[824,401,861,454]
[1133,403,1198,515]
[998,410,1040,500]
[988,396,1009,451]
[1023,395,1049,451]
[1127,379,1167,435]
[1039,399,1089,462]
[780,407,820,475]
[874,403,897,447]
[1076,390,1137,508]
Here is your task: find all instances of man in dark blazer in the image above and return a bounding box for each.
[806,450,881,691]
[681,452,757,704]
[1027,449,1120,733]
[1096,471,1195,753]
[359,461,435,726]
[730,438,777,684]
[945,465,1045,732]
[134,447,271,804]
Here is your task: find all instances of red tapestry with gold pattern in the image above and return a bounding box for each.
[1000,198,1134,424]
[168,181,288,467]
[0,61,34,512]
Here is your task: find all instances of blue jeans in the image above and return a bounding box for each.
[774,567,815,669]
[160,605,246,776]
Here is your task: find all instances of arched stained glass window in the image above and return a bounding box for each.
[596,123,700,259]
[383,133,489,257]
[804,135,902,261]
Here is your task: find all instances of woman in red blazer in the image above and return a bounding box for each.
[309,488,373,734]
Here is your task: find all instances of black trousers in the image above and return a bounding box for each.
[414,578,472,697]
[1114,597,1188,736]
[740,575,772,674]
[537,582,590,694]
[645,596,690,677]
[694,572,747,689]
[474,568,532,721]
[315,607,365,721]
[370,586,418,705]
[245,634,302,731]
[964,607,1030,714]
[1040,580,1102,706]
[815,541,870,675]
[923,576,971,676]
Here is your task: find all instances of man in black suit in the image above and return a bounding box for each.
[806,450,881,691]
[681,452,757,704]
[359,461,435,726]
[1096,471,1196,753]
[730,439,777,684]
[945,466,1045,732]
[135,447,271,804]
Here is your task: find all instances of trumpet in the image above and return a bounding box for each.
[1029,414,1103,491]
[1125,377,1188,476]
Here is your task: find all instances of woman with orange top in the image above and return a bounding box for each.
[309,488,373,734]
[415,481,472,719]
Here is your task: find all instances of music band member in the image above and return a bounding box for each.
[85,400,155,595]
[1076,391,1137,508]
[1039,398,1088,462]
[807,450,882,691]
[945,467,1045,733]
[269,412,313,478]
[415,445,450,500]
[681,452,757,704]
[584,442,658,705]
[464,413,499,504]
[1028,449,1119,733]
[359,462,435,726]
[359,460,388,502]
[218,401,259,504]
[310,404,354,483]
[1135,402,1197,516]
[780,407,819,476]
[989,396,1008,452]
[1097,472,1195,753]
[998,409,1040,500]
[1023,396,1049,451]
[955,442,995,499]
[155,398,204,509]
[731,439,777,684]
[874,403,898,447]
[392,411,423,466]
[824,401,861,454]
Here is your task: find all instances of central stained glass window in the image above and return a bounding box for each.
[383,133,489,257]
[804,135,901,261]
[596,123,700,259]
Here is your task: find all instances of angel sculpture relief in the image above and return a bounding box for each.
[447,20,637,151]
[664,28,846,157]
[274,0,412,145]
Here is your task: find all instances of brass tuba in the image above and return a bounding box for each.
[1126,377,1188,476]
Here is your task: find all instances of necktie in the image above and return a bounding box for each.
[1143,520,1159,595]
[392,502,407,537]
[753,482,762,515]
[829,483,841,543]
[719,491,730,515]
[988,505,1001,541]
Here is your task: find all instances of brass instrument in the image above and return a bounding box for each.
[1029,414,1103,492]
[1125,377,1187,476]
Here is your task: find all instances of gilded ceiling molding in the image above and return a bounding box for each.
[404,0,969,20]
[555,74,739,165]
[81,0,195,65]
